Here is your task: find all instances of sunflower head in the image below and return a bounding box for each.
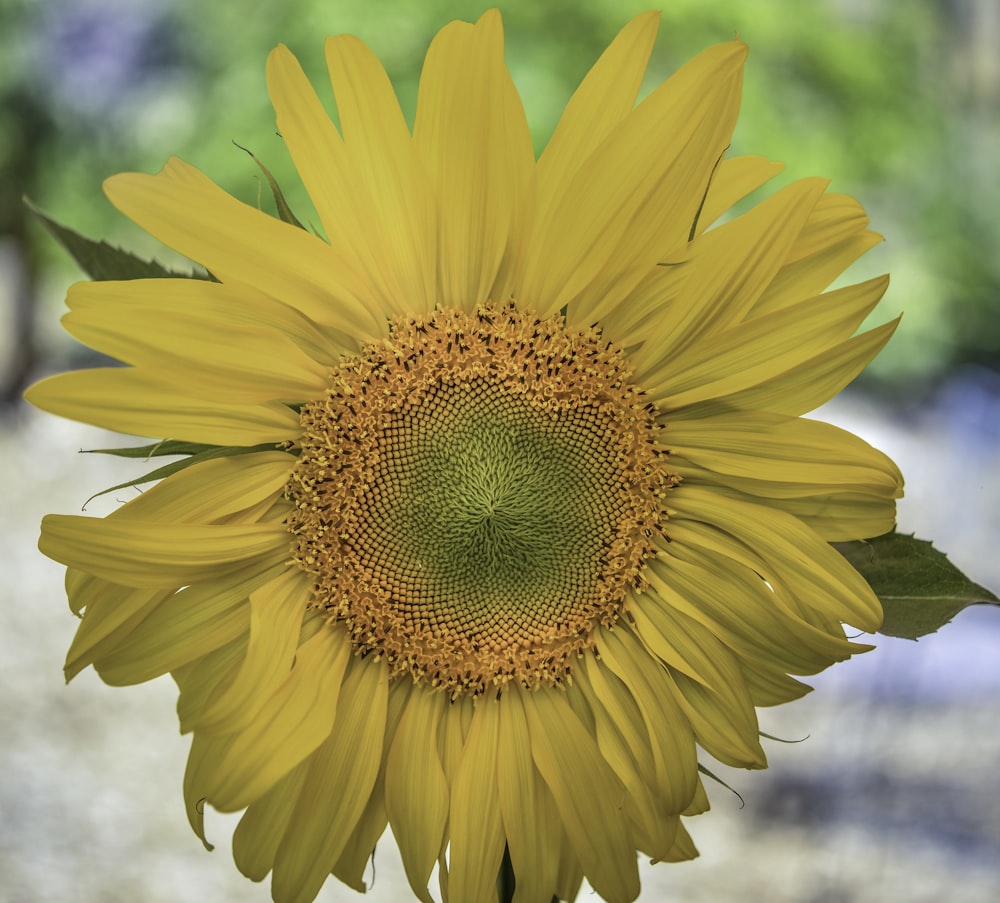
[28,9,902,903]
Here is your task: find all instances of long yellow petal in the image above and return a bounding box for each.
[104,158,385,339]
[537,12,660,209]
[40,515,288,587]
[271,654,388,903]
[62,297,329,403]
[522,41,746,322]
[232,760,309,881]
[332,680,410,892]
[66,277,346,364]
[106,451,294,525]
[669,485,883,632]
[666,412,904,495]
[574,660,679,861]
[640,276,890,405]
[594,628,699,812]
[523,688,640,903]
[93,567,277,686]
[496,689,561,903]
[25,367,300,446]
[188,567,312,734]
[448,695,505,903]
[64,578,168,680]
[325,34,437,314]
[414,10,532,310]
[204,623,352,812]
[384,688,449,903]
[673,317,899,419]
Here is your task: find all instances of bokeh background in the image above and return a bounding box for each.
[1,0,998,901]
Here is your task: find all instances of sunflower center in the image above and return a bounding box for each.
[287,306,673,696]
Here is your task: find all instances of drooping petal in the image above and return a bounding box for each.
[496,689,561,903]
[448,695,506,903]
[270,654,388,903]
[523,686,641,903]
[188,567,312,734]
[41,515,288,587]
[384,687,449,903]
[199,623,352,813]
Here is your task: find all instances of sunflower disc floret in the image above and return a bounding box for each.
[288,306,674,696]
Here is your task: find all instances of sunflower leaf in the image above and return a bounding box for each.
[233,141,306,230]
[81,439,221,459]
[24,197,210,281]
[834,532,999,639]
[79,442,287,507]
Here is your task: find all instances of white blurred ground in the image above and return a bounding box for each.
[2,384,998,903]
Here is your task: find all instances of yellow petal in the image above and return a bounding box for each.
[104,157,385,340]
[414,10,533,310]
[188,567,312,734]
[174,631,250,734]
[271,654,388,903]
[93,564,287,686]
[66,277,346,364]
[25,367,300,445]
[594,628,699,812]
[523,687,640,903]
[232,760,309,881]
[695,155,785,233]
[642,178,831,358]
[640,276,890,406]
[647,548,854,673]
[325,34,437,314]
[537,12,660,213]
[40,515,288,587]
[332,680,411,892]
[573,660,679,860]
[204,623,353,811]
[522,41,746,322]
[384,689,449,903]
[625,601,767,768]
[107,451,293,527]
[496,689,560,903]
[64,577,168,680]
[669,485,883,632]
[666,412,904,495]
[62,292,329,403]
[448,694,505,903]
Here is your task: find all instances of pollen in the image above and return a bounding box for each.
[286,306,675,696]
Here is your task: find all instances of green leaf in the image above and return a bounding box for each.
[24,197,210,281]
[79,441,288,507]
[233,141,306,230]
[834,532,1000,639]
[81,439,223,459]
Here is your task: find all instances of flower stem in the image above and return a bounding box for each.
[496,845,560,902]
[497,846,516,903]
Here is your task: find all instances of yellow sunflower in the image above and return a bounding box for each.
[28,10,903,903]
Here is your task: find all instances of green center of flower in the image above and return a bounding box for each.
[287,306,673,696]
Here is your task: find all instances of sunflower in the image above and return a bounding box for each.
[27,10,903,903]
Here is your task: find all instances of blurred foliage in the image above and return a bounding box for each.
[3,0,998,397]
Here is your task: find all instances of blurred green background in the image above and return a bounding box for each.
[2,0,998,406]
